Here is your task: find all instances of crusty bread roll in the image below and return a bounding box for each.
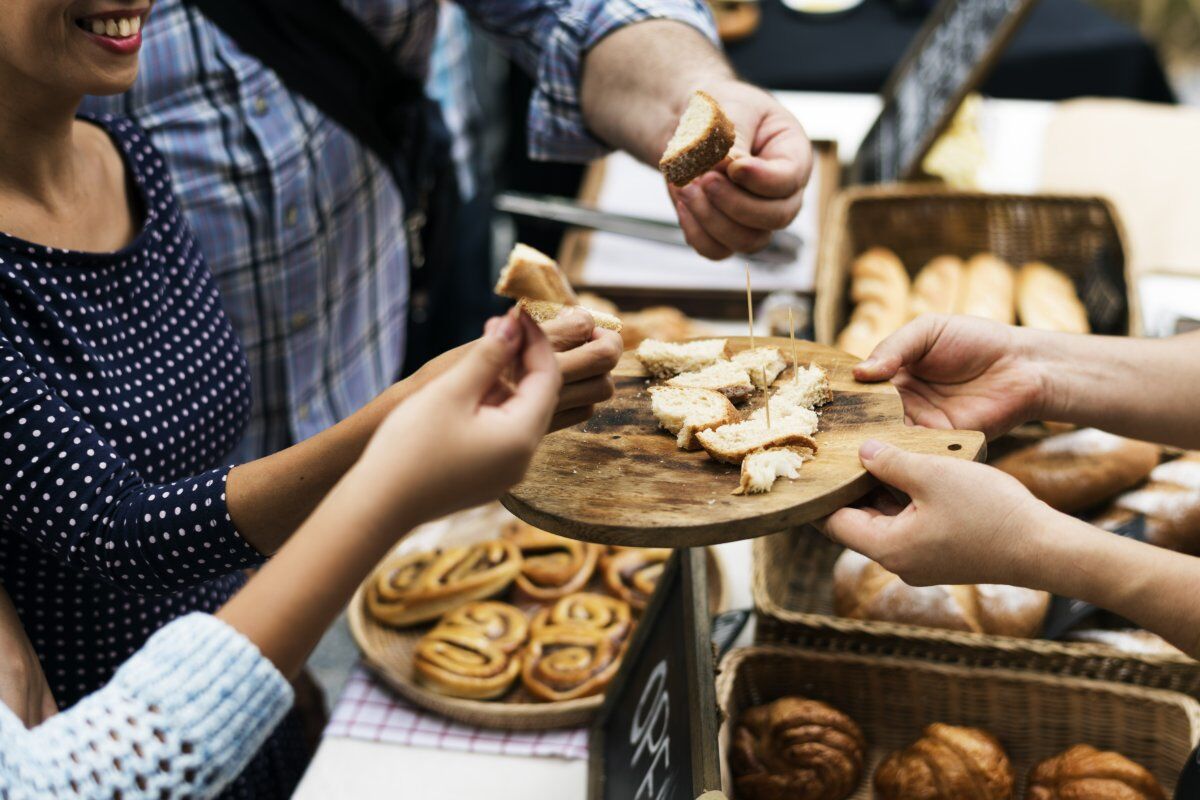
[833,549,1050,638]
[908,255,964,319]
[995,429,1161,514]
[517,298,622,331]
[957,253,1015,323]
[1092,451,1200,555]
[836,247,911,359]
[494,243,578,305]
[730,696,867,800]
[621,306,701,348]
[1016,262,1090,334]
[875,724,1014,800]
[1026,745,1166,800]
[659,90,736,187]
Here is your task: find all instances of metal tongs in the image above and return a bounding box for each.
[495,192,802,266]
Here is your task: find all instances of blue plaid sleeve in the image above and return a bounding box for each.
[458,0,719,163]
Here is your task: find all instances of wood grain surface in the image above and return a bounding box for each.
[503,337,986,547]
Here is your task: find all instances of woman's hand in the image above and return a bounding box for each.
[824,440,1056,588]
[0,587,56,727]
[358,310,562,529]
[853,315,1050,440]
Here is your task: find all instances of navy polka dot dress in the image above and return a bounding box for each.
[0,117,306,799]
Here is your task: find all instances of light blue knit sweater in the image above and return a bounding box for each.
[0,613,293,799]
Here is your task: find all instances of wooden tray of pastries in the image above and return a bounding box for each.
[718,646,1198,799]
[348,504,725,730]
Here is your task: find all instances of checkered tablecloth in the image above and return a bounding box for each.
[324,664,590,760]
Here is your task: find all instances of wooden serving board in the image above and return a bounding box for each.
[503,337,986,547]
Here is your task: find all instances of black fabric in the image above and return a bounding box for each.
[183,0,463,369]
[724,0,1175,102]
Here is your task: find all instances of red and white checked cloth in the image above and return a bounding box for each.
[324,664,590,760]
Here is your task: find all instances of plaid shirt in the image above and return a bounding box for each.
[82,0,716,462]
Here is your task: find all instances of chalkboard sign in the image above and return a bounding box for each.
[1176,746,1200,799]
[850,0,1038,184]
[589,548,720,800]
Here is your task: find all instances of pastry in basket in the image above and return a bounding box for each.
[908,256,964,319]
[502,521,601,602]
[836,247,910,359]
[530,592,633,647]
[601,547,671,612]
[621,305,702,349]
[874,723,1014,800]
[833,549,1050,638]
[659,90,736,187]
[365,540,522,627]
[1016,262,1090,334]
[729,696,866,800]
[650,386,741,451]
[413,601,528,700]
[1026,744,1166,800]
[1093,452,1200,555]
[636,338,729,379]
[995,429,1160,515]
[958,253,1016,324]
[521,623,621,702]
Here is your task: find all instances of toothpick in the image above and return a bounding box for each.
[789,308,799,385]
[744,262,756,352]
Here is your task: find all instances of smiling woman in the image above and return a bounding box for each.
[74,7,147,54]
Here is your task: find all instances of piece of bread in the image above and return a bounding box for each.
[1017,262,1090,334]
[659,90,736,187]
[635,338,729,379]
[994,429,1161,514]
[733,446,813,495]
[908,255,964,319]
[517,298,622,332]
[1026,745,1166,800]
[621,306,700,348]
[494,243,578,304]
[575,292,620,318]
[729,696,867,800]
[765,365,832,412]
[667,361,755,404]
[732,347,787,390]
[836,248,911,359]
[833,549,1050,638]
[696,416,819,465]
[1093,451,1200,555]
[748,400,818,428]
[875,724,1014,800]
[649,386,741,450]
[956,253,1015,323]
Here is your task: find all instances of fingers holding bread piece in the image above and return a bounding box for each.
[659,90,737,187]
[495,243,578,305]
[518,298,622,332]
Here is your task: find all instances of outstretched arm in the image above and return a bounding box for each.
[855,315,1200,448]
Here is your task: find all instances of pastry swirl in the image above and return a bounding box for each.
[601,547,672,611]
[439,601,530,654]
[521,625,621,702]
[366,540,521,627]
[503,522,601,602]
[531,592,632,647]
[415,625,523,700]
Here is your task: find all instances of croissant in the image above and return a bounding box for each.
[1026,745,1166,799]
[874,723,1014,800]
[365,540,521,627]
[502,522,601,602]
[601,547,671,611]
[530,592,632,646]
[836,248,910,359]
[729,696,866,800]
[521,624,621,702]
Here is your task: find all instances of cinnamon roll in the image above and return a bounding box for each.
[415,625,523,700]
[601,547,672,611]
[521,624,621,702]
[439,601,529,654]
[530,592,632,647]
[365,540,521,627]
[503,522,602,602]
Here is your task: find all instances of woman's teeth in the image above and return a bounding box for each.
[84,16,142,38]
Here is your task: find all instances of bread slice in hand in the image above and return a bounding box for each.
[494,243,578,305]
[666,361,754,404]
[649,386,740,450]
[635,338,728,379]
[659,90,736,187]
[696,416,819,465]
[518,298,623,332]
[733,446,813,495]
[732,347,787,390]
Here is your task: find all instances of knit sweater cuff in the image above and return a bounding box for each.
[112,613,294,783]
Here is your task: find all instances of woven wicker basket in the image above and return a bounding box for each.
[717,646,1200,798]
[815,185,1139,345]
[752,529,1200,696]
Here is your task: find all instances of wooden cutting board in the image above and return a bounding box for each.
[502,337,986,547]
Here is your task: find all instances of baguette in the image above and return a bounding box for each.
[908,255,964,319]
[956,253,1015,324]
[1016,261,1090,333]
[494,243,578,305]
[659,90,736,187]
[517,298,622,332]
[836,248,910,359]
